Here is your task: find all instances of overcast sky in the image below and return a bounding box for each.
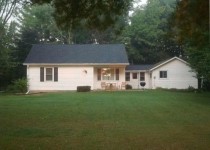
[129,0,147,16]
[137,0,147,6]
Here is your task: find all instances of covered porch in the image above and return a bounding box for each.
[93,66,126,90]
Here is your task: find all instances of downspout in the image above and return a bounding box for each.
[25,90,30,95]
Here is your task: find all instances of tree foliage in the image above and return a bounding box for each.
[0,21,18,89]
[122,0,179,64]
[170,0,210,87]
[0,0,21,25]
[31,0,133,31]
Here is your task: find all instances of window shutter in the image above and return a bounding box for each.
[40,67,44,82]
[54,67,58,82]
[97,69,101,81]
[116,68,119,80]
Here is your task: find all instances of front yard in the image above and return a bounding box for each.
[0,90,210,149]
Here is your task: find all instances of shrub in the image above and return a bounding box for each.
[187,86,195,92]
[125,84,132,90]
[7,78,28,93]
[77,86,91,92]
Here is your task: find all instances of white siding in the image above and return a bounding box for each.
[151,59,198,89]
[28,66,94,91]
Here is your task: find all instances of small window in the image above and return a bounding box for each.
[140,72,145,81]
[160,71,167,78]
[126,72,130,81]
[132,73,137,79]
[46,68,53,81]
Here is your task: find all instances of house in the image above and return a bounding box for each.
[23,44,129,91]
[24,44,198,92]
[126,57,198,89]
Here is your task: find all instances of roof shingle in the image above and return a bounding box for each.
[126,65,154,71]
[24,44,129,64]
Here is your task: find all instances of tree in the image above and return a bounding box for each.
[170,0,210,89]
[30,0,133,42]
[0,21,18,89]
[122,0,179,64]
[0,0,21,25]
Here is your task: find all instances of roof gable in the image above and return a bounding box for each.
[125,57,188,71]
[150,57,189,71]
[24,44,129,65]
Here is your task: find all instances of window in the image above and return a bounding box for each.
[40,67,58,82]
[102,68,114,80]
[132,73,137,79]
[46,68,53,81]
[116,69,119,80]
[126,72,130,81]
[140,72,145,81]
[160,71,167,78]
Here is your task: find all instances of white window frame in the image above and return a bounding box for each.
[159,70,167,79]
[125,72,130,81]
[140,72,145,81]
[98,68,119,81]
[132,72,138,79]
[45,67,54,81]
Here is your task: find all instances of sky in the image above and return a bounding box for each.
[129,0,148,16]
[137,0,148,6]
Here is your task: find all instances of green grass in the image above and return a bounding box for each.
[0,91,210,150]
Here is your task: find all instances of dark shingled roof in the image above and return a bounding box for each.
[126,65,154,71]
[24,44,129,64]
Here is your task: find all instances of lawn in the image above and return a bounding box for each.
[0,90,210,150]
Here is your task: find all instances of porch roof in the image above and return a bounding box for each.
[126,65,154,71]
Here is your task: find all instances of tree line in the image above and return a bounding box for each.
[0,0,209,90]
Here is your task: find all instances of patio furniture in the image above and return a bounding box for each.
[101,82,106,90]
[121,82,126,89]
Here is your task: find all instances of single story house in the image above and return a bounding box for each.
[126,57,198,89]
[24,44,198,92]
[23,44,129,91]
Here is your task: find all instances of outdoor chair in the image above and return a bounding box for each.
[121,82,126,89]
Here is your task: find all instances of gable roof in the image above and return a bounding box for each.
[125,57,188,72]
[126,65,154,71]
[24,44,129,65]
[150,57,188,71]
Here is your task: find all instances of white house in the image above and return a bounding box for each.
[23,44,129,92]
[125,57,198,89]
[24,44,198,92]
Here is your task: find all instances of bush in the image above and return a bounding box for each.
[6,78,28,93]
[77,86,91,92]
[187,86,196,92]
[126,84,132,90]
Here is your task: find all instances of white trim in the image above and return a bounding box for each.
[126,70,148,72]
[23,63,129,66]
[159,70,168,79]
[45,67,54,81]
[150,57,189,71]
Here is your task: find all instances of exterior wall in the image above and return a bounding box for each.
[27,65,94,91]
[125,71,150,89]
[151,59,198,89]
[93,67,126,90]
